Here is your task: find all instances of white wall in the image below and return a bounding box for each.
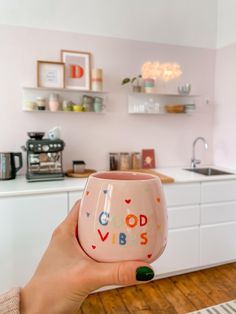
[0,0,217,48]
[217,0,236,48]
[214,43,236,169]
[0,25,215,173]
[213,0,236,169]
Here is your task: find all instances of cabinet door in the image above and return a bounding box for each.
[168,205,200,229]
[152,227,199,275]
[163,183,200,207]
[201,201,236,225]
[68,191,83,210]
[200,222,236,266]
[0,193,67,293]
[201,180,236,203]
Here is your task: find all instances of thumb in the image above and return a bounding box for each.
[86,261,154,291]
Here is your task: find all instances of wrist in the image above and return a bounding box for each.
[20,281,53,314]
[20,284,38,314]
[20,280,84,314]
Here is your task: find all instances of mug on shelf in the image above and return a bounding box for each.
[78,171,168,263]
[93,97,104,112]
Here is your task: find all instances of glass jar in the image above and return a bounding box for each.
[82,95,94,112]
[119,152,130,170]
[36,97,46,110]
[109,152,119,170]
[131,152,141,169]
[73,160,86,173]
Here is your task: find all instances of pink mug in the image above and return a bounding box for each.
[78,171,167,263]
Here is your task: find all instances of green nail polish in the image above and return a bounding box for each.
[136,266,154,281]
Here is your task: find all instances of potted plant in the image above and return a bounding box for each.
[121,75,142,92]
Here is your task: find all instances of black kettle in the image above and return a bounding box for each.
[0,152,23,180]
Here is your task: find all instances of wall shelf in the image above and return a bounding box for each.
[127,92,199,115]
[128,91,199,97]
[22,86,108,113]
[23,109,105,114]
[22,86,108,94]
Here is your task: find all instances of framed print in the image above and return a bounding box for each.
[142,149,156,168]
[61,50,91,90]
[37,61,65,88]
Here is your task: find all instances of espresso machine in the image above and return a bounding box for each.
[24,132,65,182]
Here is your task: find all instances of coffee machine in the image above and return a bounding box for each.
[25,132,65,182]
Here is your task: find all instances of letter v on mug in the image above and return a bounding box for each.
[78,171,168,263]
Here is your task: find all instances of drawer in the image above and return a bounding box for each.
[200,222,236,265]
[201,180,236,203]
[163,183,200,207]
[201,201,236,224]
[153,227,199,275]
[168,205,200,229]
[68,191,83,211]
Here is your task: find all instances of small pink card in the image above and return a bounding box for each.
[142,149,156,168]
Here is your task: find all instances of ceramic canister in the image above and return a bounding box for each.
[144,78,155,93]
[78,171,168,263]
[93,97,104,112]
[92,68,103,91]
[48,94,60,112]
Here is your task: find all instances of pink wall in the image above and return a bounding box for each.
[214,42,236,169]
[0,25,215,173]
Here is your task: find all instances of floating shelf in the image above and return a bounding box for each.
[128,91,199,97]
[22,86,108,94]
[127,92,199,115]
[22,86,108,113]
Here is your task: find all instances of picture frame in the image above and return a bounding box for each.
[61,50,91,90]
[142,149,156,169]
[37,61,65,88]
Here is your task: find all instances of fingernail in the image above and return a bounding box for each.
[136,266,154,281]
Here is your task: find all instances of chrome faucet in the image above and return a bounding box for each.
[191,137,208,168]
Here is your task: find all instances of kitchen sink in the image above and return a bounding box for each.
[184,167,234,176]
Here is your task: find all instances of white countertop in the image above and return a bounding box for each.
[0,176,87,197]
[157,165,236,183]
[0,165,236,197]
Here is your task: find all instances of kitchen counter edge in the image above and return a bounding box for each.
[1,165,236,197]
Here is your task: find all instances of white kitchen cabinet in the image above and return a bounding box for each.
[200,181,236,266]
[200,222,236,265]
[1,175,236,294]
[68,191,83,210]
[153,183,201,276]
[153,227,199,275]
[0,193,67,293]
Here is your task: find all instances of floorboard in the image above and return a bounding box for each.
[79,262,236,314]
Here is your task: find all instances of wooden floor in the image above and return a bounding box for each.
[79,262,236,314]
